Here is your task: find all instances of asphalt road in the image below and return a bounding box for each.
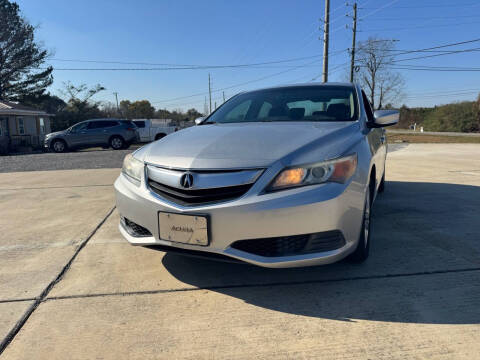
[0,144,406,173]
[0,144,479,359]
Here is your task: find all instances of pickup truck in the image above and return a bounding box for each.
[132,119,177,142]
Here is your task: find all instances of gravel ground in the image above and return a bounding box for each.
[0,146,140,173]
[0,144,406,173]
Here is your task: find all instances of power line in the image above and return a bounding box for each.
[354,38,480,65]
[363,20,480,32]
[357,0,401,21]
[151,58,321,104]
[392,47,480,63]
[391,66,480,72]
[373,14,480,21]
[47,53,323,68]
[361,1,480,9]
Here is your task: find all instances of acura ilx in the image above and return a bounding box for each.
[114,83,399,267]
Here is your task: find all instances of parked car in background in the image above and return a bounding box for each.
[45,119,139,152]
[132,119,177,142]
[115,83,399,268]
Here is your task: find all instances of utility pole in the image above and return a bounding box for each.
[349,2,357,83]
[113,92,120,113]
[223,91,226,103]
[321,0,330,83]
[208,73,212,114]
[204,96,208,115]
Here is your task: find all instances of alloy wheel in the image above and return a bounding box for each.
[112,138,123,149]
[53,141,64,152]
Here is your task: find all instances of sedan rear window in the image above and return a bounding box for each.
[205,86,358,124]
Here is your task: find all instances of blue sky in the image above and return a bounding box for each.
[15,0,480,111]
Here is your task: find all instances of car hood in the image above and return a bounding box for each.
[46,130,67,137]
[142,122,356,169]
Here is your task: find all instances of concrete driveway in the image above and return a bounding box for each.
[1,144,479,359]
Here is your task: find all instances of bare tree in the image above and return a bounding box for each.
[355,37,404,109]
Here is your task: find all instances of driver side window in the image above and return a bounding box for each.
[71,122,88,133]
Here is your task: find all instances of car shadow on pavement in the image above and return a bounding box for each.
[162,181,480,324]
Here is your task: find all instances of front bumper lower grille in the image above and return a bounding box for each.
[121,217,152,237]
[231,230,346,257]
[148,180,253,206]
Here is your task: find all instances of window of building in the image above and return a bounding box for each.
[39,117,46,134]
[18,118,25,135]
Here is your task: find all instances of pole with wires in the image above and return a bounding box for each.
[321,0,330,83]
[113,92,119,112]
[349,3,357,82]
[208,73,212,114]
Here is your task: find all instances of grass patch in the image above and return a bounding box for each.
[387,133,480,144]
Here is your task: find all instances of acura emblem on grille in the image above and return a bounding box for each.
[180,173,194,189]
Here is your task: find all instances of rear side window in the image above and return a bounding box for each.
[120,120,137,128]
[89,121,119,129]
[133,121,145,128]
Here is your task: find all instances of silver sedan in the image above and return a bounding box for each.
[114,83,399,267]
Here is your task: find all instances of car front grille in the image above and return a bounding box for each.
[231,231,346,257]
[121,217,152,237]
[148,180,253,206]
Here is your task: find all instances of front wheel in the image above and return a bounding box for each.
[110,136,125,150]
[348,185,371,263]
[51,139,67,153]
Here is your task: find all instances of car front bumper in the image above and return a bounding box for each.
[114,171,365,268]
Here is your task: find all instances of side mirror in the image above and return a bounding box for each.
[371,110,399,127]
[194,117,205,125]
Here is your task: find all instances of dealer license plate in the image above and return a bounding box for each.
[158,212,209,246]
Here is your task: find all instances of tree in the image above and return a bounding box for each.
[100,101,120,118]
[355,38,405,109]
[18,92,66,114]
[52,82,106,130]
[0,0,53,100]
[120,100,155,119]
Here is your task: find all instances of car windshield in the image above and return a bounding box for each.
[205,85,358,124]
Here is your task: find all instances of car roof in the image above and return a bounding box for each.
[236,82,356,96]
[83,118,126,122]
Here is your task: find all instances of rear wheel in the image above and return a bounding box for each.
[155,133,166,141]
[51,139,67,153]
[110,136,125,150]
[348,185,371,263]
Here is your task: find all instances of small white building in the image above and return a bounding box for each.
[0,100,52,153]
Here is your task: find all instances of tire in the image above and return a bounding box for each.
[348,185,372,263]
[51,139,67,153]
[378,172,385,193]
[110,136,125,150]
[155,133,166,141]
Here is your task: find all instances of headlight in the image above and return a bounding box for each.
[122,153,144,185]
[266,153,357,192]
